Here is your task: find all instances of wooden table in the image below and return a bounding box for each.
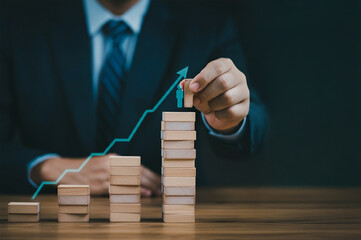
[1,188,361,239]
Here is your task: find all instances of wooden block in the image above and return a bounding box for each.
[161,140,194,149]
[162,112,195,122]
[8,214,39,222]
[57,185,90,196]
[58,213,89,222]
[110,156,140,167]
[110,212,140,222]
[183,79,193,108]
[110,203,141,213]
[58,195,90,205]
[109,194,140,204]
[110,166,140,176]
[162,158,195,168]
[110,175,140,186]
[163,214,195,223]
[162,177,195,187]
[162,204,195,215]
[8,202,40,214]
[109,185,140,195]
[162,149,196,159]
[161,131,196,140]
[163,195,195,205]
[163,186,196,196]
[161,121,194,131]
[58,205,89,214]
[162,167,196,177]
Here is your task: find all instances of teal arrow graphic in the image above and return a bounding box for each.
[31,67,189,199]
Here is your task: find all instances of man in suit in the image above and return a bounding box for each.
[0,0,268,196]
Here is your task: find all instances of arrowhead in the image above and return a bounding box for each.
[176,66,188,79]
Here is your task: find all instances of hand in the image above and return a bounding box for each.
[182,58,250,132]
[31,154,161,197]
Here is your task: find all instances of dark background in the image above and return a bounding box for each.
[200,0,361,186]
[1,0,360,188]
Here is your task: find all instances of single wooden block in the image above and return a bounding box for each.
[57,185,90,196]
[183,79,193,108]
[162,167,196,177]
[162,112,195,122]
[109,194,140,204]
[110,212,140,222]
[161,131,196,140]
[8,202,40,214]
[110,203,141,213]
[163,186,196,196]
[58,213,89,222]
[162,204,195,215]
[162,158,195,168]
[8,214,39,222]
[109,185,140,195]
[161,140,194,149]
[163,195,195,205]
[110,175,140,186]
[109,156,141,167]
[110,166,140,176]
[58,195,90,206]
[163,214,195,223]
[58,205,89,214]
[162,177,196,187]
[161,121,195,131]
[161,149,196,159]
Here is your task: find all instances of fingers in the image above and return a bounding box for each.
[208,85,247,111]
[190,58,233,92]
[141,187,152,197]
[141,166,161,196]
[214,101,249,123]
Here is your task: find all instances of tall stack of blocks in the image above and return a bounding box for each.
[161,111,196,222]
[58,185,90,222]
[109,156,141,222]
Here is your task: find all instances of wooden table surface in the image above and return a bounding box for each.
[1,188,361,240]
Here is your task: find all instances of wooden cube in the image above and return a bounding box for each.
[163,195,195,205]
[163,214,195,223]
[110,156,140,167]
[161,121,194,131]
[162,167,196,177]
[162,177,195,187]
[109,194,140,204]
[57,185,90,196]
[109,185,140,195]
[58,195,90,205]
[162,158,195,168]
[58,205,89,214]
[110,212,140,222]
[163,186,196,196]
[110,166,140,176]
[162,204,195,215]
[161,131,196,140]
[8,214,39,222]
[58,213,89,222]
[8,202,40,214]
[183,79,194,108]
[162,112,195,122]
[161,149,196,159]
[110,175,140,186]
[161,140,194,149]
[110,203,141,213]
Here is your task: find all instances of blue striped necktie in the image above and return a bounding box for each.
[96,20,131,150]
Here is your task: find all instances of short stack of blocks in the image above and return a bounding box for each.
[8,202,40,222]
[109,156,141,222]
[58,185,90,222]
[161,112,196,222]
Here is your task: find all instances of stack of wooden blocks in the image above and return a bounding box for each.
[8,202,40,222]
[109,156,141,222]
[161,111,196,222]
[58,185,90,222]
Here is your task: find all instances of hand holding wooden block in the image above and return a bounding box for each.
[183,79,193,108]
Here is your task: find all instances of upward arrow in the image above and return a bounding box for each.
[31,66,189,199]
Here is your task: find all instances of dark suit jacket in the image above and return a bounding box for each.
[0,0,268,193]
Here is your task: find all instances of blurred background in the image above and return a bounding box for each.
[199,0,361,186]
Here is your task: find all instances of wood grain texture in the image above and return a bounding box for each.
[161,121,195,131]
[161,140,194,149]
[1,188,361,239]
[162,112,195,122]
[109,156,140,167]
[57,185,90,196]
[8,202,40,214]
[161,131,196,140]
[161,149,196,159]
[183,79,194,108]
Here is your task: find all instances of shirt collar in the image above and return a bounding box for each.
[83,0,150,36]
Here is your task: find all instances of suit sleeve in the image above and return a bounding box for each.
[206,16,270,158]
[0,13,48,193]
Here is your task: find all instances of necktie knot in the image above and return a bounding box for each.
[102,20,131,44]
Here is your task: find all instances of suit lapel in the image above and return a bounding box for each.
[114,1,178,154]
[49,1,95,153]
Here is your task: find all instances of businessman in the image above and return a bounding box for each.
[0,0,268,196]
